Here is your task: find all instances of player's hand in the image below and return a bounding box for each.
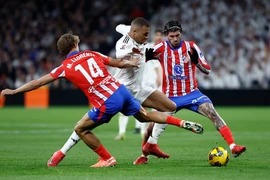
[128,56,140,68]
[145,48,156,61]
[187,47,199,65]
[1,89,14,98]
[132,47,143,55]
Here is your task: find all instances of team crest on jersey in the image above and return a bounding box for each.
[174,64,182,75]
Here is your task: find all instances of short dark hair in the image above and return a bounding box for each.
[131,17,149,28]
[57,32,80,55]
[163,21,182,35]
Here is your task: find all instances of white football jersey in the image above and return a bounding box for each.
[114,24,147,95]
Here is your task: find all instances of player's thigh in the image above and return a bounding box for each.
[75,113,103,132]
[142,90,176,112]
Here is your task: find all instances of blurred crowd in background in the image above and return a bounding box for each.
[0,0,269,90]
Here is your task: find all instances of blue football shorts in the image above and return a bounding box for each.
[169,90,212,113]
[88,85,141,123]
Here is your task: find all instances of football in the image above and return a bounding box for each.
[208,146,229,166]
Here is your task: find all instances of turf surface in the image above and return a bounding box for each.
[0,106,270,180]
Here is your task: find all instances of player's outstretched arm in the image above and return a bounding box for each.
[108,56,140,68]
[187,45,211,74]
[116,24,131,35]
[1,74,55,97]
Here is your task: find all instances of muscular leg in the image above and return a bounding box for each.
[133,106,203,164]
[197,102,226,130]
[141,90,175,157]
[141,90,175,143]
[142,90,176,111]
[74,113,104,150]
[198,102,246,157]
[74,113,116,167]
[142,122,154,146]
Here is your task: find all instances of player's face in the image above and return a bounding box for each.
[154,32,163,44]
[134,26,150,44]
[167,31,181,48]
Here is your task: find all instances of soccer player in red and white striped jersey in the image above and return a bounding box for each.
[134,21,246,165]
[154,38,210,96]
[1,32,205,167]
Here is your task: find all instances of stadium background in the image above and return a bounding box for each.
[0,0,270,180]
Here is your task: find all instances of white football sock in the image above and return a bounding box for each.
[229,143,236,150]
[60,131,80,154]
[118,113,129,134]
[135,119,142,129]
[140,122,148,136]
[147,111,174,144]
[147,123,168,144]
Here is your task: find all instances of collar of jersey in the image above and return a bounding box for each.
[67,51,79,58]
[166,40,182,50]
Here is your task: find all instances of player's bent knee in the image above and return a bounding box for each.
[133,111,150,123]
[161,102,176,112]
[74,126,85,138]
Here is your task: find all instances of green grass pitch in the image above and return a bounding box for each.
[0,106,270,180]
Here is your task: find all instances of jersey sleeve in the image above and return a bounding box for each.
[152,41,164,61]
[50,65,65,79]
[116,24,131,35]
[92,51,110,65]
[191,43,211,74]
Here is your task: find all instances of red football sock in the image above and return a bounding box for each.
[93,144,112,161]
[219,125,235,145]
[166,116,182,127]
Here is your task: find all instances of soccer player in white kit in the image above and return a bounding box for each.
[114,29,163,140]
[47,18,204,167]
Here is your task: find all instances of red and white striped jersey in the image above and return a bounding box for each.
[153,40,211,97]
[50,50,121,108]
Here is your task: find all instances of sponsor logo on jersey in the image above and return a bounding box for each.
[191,95,208,104]
[120,45,126,50]
[67,63,73,69]
[169,75,188,80]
